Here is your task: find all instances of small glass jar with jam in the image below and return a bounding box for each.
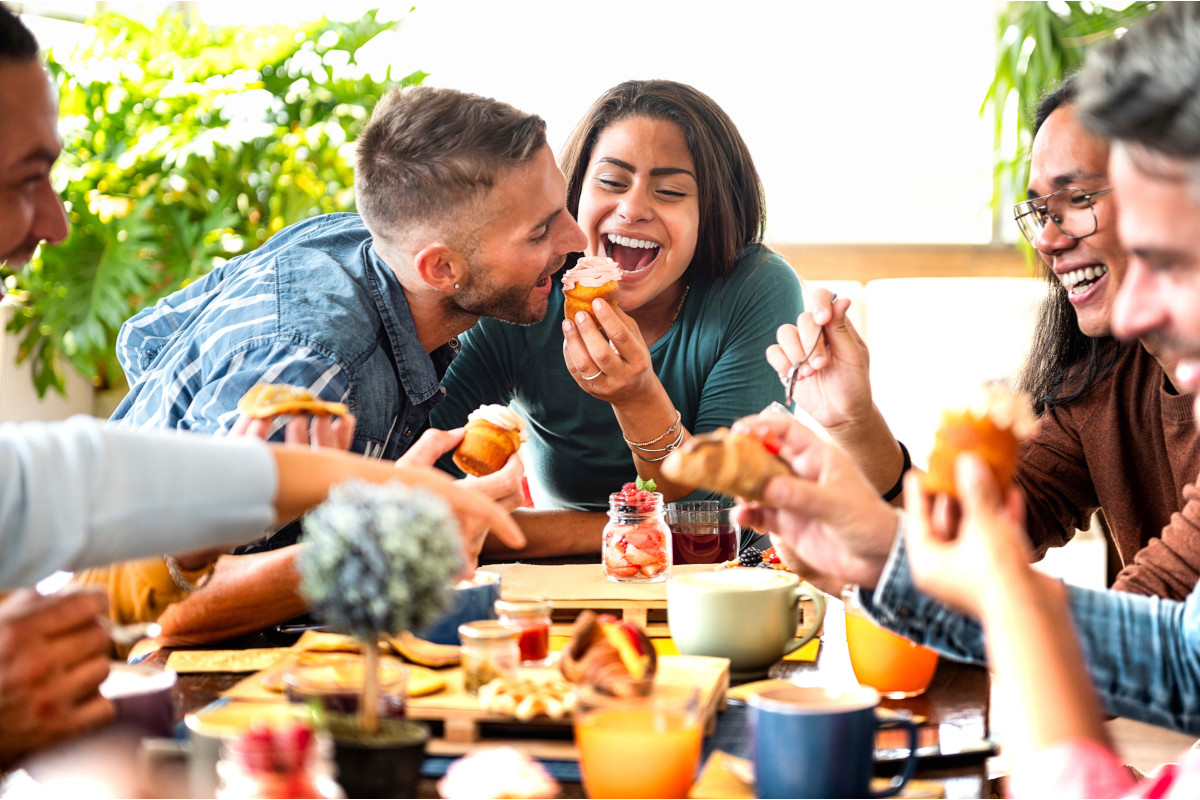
[495,597,553,667]
[458,620,519,696]
[602,490,672,583]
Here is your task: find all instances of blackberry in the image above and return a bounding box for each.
[738,547,763,567]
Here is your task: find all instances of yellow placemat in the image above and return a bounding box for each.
[784,637,820,662]
[689,750,946,799]
[166,647,291,674]
[549,635,813,661]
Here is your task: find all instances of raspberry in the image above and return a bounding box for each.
[614,482,657,513]
[738,547,763,567]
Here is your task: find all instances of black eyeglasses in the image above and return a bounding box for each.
[1013,186,1112,245]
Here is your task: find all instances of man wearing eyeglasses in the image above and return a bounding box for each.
[776,73,1200,601]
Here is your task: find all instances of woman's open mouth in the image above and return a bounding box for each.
[604,233,660,275]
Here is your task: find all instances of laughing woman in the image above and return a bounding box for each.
[431,79,803,557]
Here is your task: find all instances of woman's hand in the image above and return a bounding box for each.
[731,411,899,595]
[904,454,1033,618]
[766,289,874,430]
[562,299,658,405]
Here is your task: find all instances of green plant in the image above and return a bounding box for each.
[298,481,462,732]
[6,8,425,396]
[984,1,1157,246]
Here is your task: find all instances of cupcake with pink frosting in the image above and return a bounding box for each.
[561,256,621,324]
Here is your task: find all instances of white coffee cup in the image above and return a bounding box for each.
[667,569,826,677]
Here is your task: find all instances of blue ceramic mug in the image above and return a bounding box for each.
[414,569,501,645]
[748,684,918,798]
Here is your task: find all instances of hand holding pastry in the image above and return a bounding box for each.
[905,455,1033,619]
[562,298,657,404]
[728,412,899,595]
[453,405,527,477]
[231,383,355,451]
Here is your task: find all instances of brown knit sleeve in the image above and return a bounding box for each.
[1111,481,1200,601]
[1013,405,1101,560]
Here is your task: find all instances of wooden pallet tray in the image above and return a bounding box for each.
[408,655,730,759]
[219,652,730,761]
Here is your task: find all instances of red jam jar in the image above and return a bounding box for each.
[495,597,552,667]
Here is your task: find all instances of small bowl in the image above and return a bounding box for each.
[413,569,501,645]
[100,661,177,737]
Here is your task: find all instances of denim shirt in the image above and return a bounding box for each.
[111,213,456,462]
[860,515,1200,735]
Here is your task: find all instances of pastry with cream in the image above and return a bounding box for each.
[453,404,528,477]
[562,255,622,325]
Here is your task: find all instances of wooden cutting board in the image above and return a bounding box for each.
[485,562,717,636]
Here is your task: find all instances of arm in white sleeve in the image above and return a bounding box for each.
[0,416,276,589]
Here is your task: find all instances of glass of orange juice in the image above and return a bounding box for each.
[843,588,939,698]
[574,683,702,798]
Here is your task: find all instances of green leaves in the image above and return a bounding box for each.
[10,8,422,396]
[984,1,1157,249]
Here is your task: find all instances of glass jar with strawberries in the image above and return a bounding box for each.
[602,479,672,583]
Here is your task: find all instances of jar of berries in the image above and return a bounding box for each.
[602,481,672,583]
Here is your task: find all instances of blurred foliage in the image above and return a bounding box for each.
[984,0,1157,253]
[7,8,425,396]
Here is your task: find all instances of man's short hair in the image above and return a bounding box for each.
[0,4,39,61]
[354,86,547,248]
[1078,3,1200,161]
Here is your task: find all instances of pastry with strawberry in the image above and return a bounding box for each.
[559,610,657,697]
[660,427,792,501]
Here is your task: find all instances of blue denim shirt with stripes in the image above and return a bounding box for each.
[110,213,457,462]
[860,516,1200,735]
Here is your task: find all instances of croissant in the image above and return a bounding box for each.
[559,611,656,697]
[661,428,793,502]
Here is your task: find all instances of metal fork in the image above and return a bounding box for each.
[783,293,838,405]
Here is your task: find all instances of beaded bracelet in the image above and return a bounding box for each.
[622,410,682,449]
[880,440,912,503]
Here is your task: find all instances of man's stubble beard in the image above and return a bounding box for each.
[451,256,559,327]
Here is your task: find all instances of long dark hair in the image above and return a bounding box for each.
[557,79,765,280]
[1016,74,1126,415]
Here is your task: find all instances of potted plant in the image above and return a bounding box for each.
[297,480,464,798]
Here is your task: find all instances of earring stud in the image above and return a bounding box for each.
[454,283,460,289]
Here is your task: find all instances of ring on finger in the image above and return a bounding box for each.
[581,370,603,381]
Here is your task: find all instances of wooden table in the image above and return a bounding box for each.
[147,597,993,799]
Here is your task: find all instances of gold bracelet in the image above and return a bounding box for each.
[630,426,685,461]
[621,410,682,448]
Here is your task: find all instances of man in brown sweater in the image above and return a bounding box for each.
[777,77,1200,601]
